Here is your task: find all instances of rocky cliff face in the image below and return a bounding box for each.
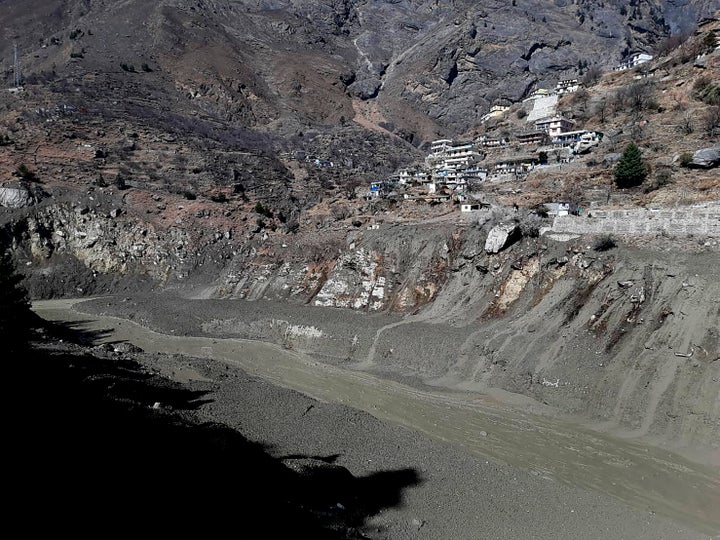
[3,0,718,142]
[46,204,716,454]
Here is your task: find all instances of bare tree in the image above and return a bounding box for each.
[581,65,603,87]
[613,81,657,114]
[705,106,720,137]
[343,176,362,200]
[678,112,694,134]
[593,97,608,124]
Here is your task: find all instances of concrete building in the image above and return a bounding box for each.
[426,139,484,187]
[535,115,575,137]
[555,79,580,94]
[613,52,653,71]
[544,201,578,217]
[551,130,601,149]
[480,104,510,123]
[516,131,548,146]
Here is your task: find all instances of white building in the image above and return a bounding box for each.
[535,115,575,137]
[480,104,510,123]
[555,79,580,94]
[426,140,484,187]
[613,52,653,71]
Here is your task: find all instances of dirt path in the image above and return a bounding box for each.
[33,298,720,536]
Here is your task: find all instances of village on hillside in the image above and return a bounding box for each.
[363,52,659,214]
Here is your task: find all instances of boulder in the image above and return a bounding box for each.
[113,342,144,354]
[347,77,381,100]
[485,223,521,254]
[689,147,720,169]
[0,186,34,208]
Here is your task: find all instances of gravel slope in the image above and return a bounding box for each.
[27,299,715,539]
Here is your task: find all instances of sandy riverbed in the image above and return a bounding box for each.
[31,297,720,538]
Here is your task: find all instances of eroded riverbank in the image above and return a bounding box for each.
[33,297,720,536]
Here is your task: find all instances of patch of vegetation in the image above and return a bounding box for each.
[210,192,228,203]
[16,164,40,183]
[655,31,693,57]
[692,76,720,106]
[516,109,527,119]
[702,32,717,53]
[593,234,617,252]
[519,217,540,238]
[612,81,657,114]
[254,202,274,219]
[183,191,197,200]
[704,106,720,137]
[645,168,672,193]
[114,176,128,190]
[120,63,136,73]
[613,143,647,188]
[141,63,153,73]
[679,152,694,167]
[0,134,11,146]
[581,65,603,87]
[532,203,549,218]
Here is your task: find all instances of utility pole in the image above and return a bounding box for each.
[13,43,21,87]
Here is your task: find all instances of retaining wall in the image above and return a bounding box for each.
[551,206,720,237]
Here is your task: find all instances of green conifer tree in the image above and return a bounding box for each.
[613,142,647,188]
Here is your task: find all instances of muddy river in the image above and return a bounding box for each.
[33,298,720,535]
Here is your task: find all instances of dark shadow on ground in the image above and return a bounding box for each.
[13,326,421,537]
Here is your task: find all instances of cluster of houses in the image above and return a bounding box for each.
[367,117,602,202]
[364,49,664,205]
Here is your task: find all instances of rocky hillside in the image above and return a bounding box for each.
[1,1,719,458]
[2,0,719,141]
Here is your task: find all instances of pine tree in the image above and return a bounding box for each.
[613,142,647,188]
[0,254,34,353]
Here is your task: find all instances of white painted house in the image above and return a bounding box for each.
[613,52,653,71]
[535,115,575,137]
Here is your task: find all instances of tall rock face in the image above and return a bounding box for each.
[1,0,718,143]
[662,0,720,33]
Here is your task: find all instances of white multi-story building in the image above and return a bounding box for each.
[555,79,580,94]
[613,52,653,71]
[426,139,484,187]
[535,115,575,137]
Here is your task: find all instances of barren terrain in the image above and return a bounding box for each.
[31,297,720,538]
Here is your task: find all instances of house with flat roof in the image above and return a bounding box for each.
[552,130,602,149]
[516,131,548,146]
[555,79,580,95]
[544,201,579,217]
[613,52,653,71]
[535,115,575,137]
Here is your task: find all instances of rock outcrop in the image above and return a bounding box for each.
[485,223,521,254]
[0,186,35,208]
[690,147,720,168]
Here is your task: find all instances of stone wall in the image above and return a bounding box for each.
[551,205,720,237]
[527,95,559,122]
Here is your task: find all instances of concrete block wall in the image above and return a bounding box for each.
[551,206,720,237]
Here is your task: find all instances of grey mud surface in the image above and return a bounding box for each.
[34,298,720,539]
